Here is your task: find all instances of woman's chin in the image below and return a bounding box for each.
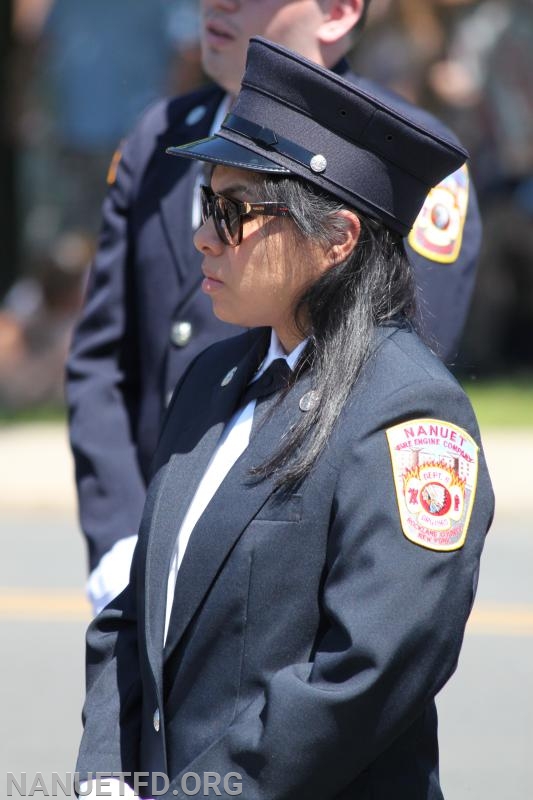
[210,302,240,326]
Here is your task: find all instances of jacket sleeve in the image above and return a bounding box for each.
[406,167,482,363]
[75,553,142,782]
[76,458,175,783]
[160,378,493,800]
[65,104,166,573]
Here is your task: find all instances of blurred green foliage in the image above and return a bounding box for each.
[0,379,532,429]
[461,378,533,429]
[0,405,66,426]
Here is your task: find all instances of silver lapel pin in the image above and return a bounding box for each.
[185,105,207,127]
[221,367,238,387]
[299,390,319,412]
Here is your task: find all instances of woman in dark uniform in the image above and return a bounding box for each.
[76,38,493,800]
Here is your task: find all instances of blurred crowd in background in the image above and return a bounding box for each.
[0,0,532,412]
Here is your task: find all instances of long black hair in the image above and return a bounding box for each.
[250,173,416,488]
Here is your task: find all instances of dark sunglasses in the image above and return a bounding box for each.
[200,185,291,246]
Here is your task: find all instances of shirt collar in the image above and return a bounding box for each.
[210,94,233,136]
[253,330,308,381]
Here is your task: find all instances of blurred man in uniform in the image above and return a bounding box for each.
[66,0,481,614]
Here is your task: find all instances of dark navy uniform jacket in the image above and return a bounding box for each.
[66,67,482,571]
[76,323,493,799]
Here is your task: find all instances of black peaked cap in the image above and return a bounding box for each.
[167,37,468,235]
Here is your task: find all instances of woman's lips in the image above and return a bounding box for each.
[202,276,224,294]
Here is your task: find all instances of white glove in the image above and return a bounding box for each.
[87,535,138,615]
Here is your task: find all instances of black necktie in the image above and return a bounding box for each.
[240,358,292,434]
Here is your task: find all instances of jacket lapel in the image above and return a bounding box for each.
[143,331,269,679]
[163,367,314,660]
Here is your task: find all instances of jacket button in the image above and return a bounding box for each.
[153,708,160,732]
[170,321,192,347]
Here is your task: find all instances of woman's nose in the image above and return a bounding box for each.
[194,217,224,255]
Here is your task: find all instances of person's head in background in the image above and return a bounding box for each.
[200,0,371,95]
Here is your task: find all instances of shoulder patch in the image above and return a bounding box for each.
[386,418,478,551]
[106,143,124,185]
[408,164,469,264]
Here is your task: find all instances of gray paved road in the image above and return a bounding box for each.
[0,512,87,792]
[437,514,533,799]
[0,510,531,798]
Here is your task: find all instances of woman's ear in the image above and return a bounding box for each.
[327,210,361,267]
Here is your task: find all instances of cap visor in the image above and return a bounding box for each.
[166,134,290,174]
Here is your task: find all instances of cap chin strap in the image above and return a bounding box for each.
[223,113,324,174]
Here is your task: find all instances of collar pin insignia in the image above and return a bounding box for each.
[221,367,238,387]
[185,105,207,127]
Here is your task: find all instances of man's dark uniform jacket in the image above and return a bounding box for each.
[66,64,482,572]
[76,324,494,799]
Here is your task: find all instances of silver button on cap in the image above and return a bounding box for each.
[153,708,161,732]
[170,321,192,347]
[310,154,327,173]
